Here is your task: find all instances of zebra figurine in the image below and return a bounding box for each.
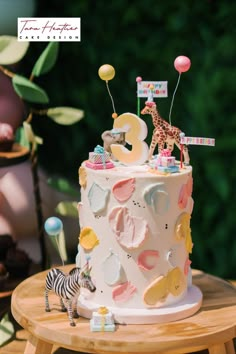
[45,267,96,326]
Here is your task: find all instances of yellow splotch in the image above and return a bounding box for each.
[79,227,99,251]
[79,166,87,188]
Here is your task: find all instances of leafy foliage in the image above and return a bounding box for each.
[55,201,78,218]
[12,74,49,103]
[47,176,78,197]
[0,36,29,65]
[22,1,236,278]
[47,107,84,125]
[0,314,14,347]
[32,42,59,77]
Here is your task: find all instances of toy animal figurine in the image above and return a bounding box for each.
[141,101,190,164]
[101,128,126,155]
[45,266,96,326]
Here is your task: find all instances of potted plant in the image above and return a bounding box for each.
[0,36,83,270]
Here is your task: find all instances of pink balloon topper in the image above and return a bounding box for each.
[174,56,191,73]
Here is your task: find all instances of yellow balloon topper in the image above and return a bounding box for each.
[98,64,115,81]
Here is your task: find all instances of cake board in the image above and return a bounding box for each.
[78,284,203,325]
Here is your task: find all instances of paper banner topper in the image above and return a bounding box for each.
[180,136,215,147]
[137,81,168,98]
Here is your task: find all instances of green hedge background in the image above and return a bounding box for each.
[22,1,235,278]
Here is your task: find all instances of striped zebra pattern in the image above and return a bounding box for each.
[45,267,96,326]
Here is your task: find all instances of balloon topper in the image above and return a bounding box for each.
[98,64,118,119]
[44,216,67,266]
[168,55,191,125]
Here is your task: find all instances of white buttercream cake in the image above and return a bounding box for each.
[76,60,203,325]
[76,147,202,324]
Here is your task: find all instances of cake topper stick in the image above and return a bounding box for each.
[98,64,118,119]
[168,56,191,126]
[136,76,142,116]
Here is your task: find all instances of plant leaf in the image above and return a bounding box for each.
[31,42,59,77]
[0,313,14,347]
[0,35,29,64]
[47,107,84,125]
[12,74,49,103]
[23,122,43,152]
[56,201,78,218]
[15,126,30,149]
[47,177,78,197]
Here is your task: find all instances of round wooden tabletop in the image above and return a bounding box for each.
[11,266,236,354]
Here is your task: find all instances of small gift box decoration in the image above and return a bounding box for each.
[155,149,179,173]
[157,156,176,167]
[157,149,176,167]
[86,145,114,170]
[89,145,110,164]
[90,306,115,332]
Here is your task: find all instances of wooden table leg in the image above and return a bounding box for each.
[208,343,227,354]
[24,334,53,354]
[225,340,235,354]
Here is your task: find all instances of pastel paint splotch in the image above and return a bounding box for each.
[88,182,110,214]
[102,250,122,286]
[109,206,148,249]
[143,267,186,307]
[175,212,193,254]
[112,281,137,302]
[112,178,135,202]
[178,175,193,209]
[137,250,159,270]
[144,183,169,215]
[79,227,100,251]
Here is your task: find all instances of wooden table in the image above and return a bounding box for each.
[11,266,236,354]
[0,277,25,318]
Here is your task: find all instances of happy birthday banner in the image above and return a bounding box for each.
[180,136,215,146]
[137,81,168,98]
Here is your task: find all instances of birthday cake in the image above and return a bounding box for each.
[76,58,205,325]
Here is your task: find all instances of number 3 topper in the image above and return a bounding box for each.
[111,113,149,165]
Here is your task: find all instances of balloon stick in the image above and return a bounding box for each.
[105,80,117,118]
[168,72,181,126]
[137,96,140,116]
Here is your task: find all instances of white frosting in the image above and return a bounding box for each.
[77,161,198,323]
